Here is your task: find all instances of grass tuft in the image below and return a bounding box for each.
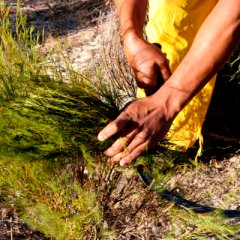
[0,2,239,239]
[0,3,118,238]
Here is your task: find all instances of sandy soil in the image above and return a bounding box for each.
[1,1,239,239]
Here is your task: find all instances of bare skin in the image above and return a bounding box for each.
[98,0,240,166]
[115,0,172,92]
[123,35,171,94]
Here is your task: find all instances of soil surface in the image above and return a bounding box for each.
[0,208,49,240]
[1,1,240,239]
[1,1,110,239]
[6,0,110,72]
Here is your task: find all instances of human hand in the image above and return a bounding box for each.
[97,95,175,166]
[123,34,172,95]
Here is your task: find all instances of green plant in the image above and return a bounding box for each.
[0,2,239,239]
[0,3,118,239]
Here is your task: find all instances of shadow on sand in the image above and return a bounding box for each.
[137,165,240,219]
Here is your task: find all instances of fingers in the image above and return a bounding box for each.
[103,129,137,157]
[119,141,149,166]
[153,44,171,81]
[110,141,149,166]
[151,43,172,82]
[109,131,151,165]
[133,56,171,92]
[97,113,130,141]
[124,131,148,153]
[157,58,172,82]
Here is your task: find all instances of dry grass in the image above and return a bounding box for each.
[95,5,240,240]
[0,2,239,240]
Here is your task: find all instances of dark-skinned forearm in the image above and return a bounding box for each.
[152,0,240,120]
[114,0,147,39]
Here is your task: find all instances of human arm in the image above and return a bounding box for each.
[114,0,147,39]
[114,0,172,94]
[98,0,240,166]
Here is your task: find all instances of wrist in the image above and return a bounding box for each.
[121,30,143,46]
[150,83,187,122]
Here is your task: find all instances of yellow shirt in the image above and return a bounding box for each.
[138,0,218,152]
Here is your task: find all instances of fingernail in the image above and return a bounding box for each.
[98,134,105,142]
[104,148,116,157]
[120,160,126,166]
[103,149,110,155]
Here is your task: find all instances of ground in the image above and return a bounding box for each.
[0,1,240,239]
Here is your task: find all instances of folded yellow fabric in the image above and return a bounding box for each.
[138,0,218,153]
